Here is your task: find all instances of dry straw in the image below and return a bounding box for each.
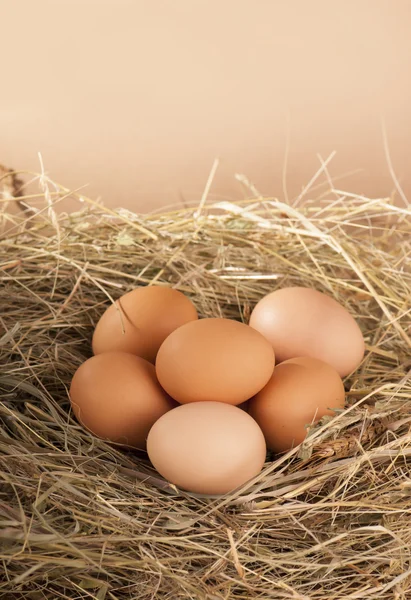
[1,162,411,599]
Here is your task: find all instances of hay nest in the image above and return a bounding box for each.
[1,166,411,600]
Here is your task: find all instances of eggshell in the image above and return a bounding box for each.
[147,402,266,494]
[249,286,364,376]
[69,352,176,449]
[92,286,198,363]
[155,318,275,405]
[248,356,345,453]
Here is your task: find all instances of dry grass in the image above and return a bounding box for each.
[1,165,411,599]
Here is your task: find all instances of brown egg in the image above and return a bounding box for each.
[147,402,266,494]
[249,356,345,453]
[155,318,275,405]
[69,352,176,449]
[92,286,198,363]
[249,287,364,377]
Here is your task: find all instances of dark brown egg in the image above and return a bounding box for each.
[69,352,176,449]
[92,286,198,363]
[249,286,364,376]
[155,318,275,405]
[249,356,345,453]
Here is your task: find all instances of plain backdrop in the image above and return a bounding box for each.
[1,0,410,212]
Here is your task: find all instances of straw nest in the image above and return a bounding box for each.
[1,164,411,600]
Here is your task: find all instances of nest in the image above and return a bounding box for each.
[1,165,411,600]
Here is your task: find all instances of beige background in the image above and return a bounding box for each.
[1,0,410,212]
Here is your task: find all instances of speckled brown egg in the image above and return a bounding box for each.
[92,286,198,363]
[248,356,345,453]
[147,402,267,495]
[69,352,176,449]
[155,318,275,405]
[249,286,365,376]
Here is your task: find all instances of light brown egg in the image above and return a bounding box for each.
[147,402,266,495]
[69,352,176,449]
[249,356,345,453]
[92,286,198,363]
[249,286,364,377]
[155,318,275,405]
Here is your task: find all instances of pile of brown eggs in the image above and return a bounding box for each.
[70,285,365,495]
